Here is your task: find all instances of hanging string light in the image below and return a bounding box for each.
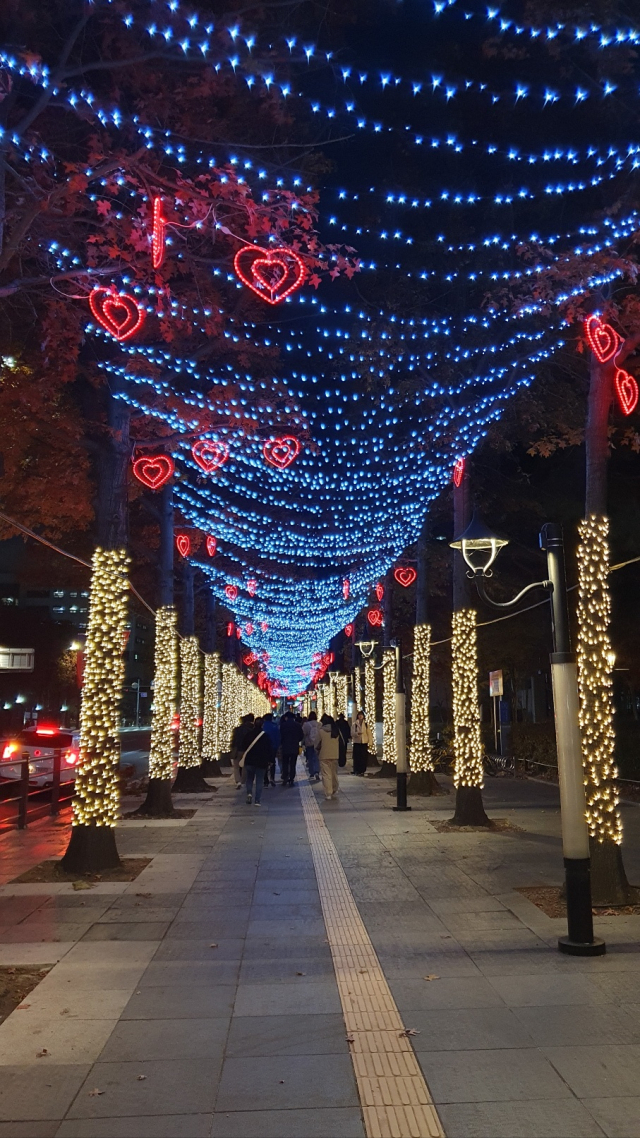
[410,624,434,772]
[365,657,376,753]
[148,606,178,781]
[451,609,484,789]
[69,548,129,828]
[577,516,623,845]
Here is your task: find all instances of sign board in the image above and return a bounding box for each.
[0,647,34,672]
[489,669,503,698]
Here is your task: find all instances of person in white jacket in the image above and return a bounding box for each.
[318,715,340,800]
[352,710,373,775]
[302,712,321,781]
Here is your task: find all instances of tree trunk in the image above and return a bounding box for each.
[582,352,633,902]
[181,559,195,637]
[415,517,429,625]
[142,480,177,818]
[62,386,130,873]
[159,482,174,607]
[452,785,490,826]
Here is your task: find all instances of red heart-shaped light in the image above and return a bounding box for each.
[453,456,465,488]
[225,584,238,602]
[368,608,383,627]
[375,583,384,602]
[342,577,350,600]
[615,368,639,416]
[234,244,306,305]
[206,535,217,557]
[263,436,301,470]
[192,439,229,473]
[89,287,145,341]
[247,579,257,597]
[227,622,235,637]
[585,315,620,364]
[394,567,417,588]
[132,454,174,491]
[245,622,254,636]
[261,621,269,632]
[344,623,354,637]
[176,534,190,558]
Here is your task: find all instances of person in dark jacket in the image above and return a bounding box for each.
[280,710,303,785]
[242,718,274,806]
[261,713,279,787]
[336,712,351,768]
[230,713,254,787]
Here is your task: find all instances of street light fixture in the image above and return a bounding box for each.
[451,516,605,958]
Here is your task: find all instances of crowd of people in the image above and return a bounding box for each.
[229,708,375,806]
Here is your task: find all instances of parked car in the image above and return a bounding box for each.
[1,726,80,787]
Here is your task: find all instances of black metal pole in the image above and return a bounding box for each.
[540,523,605,956]
[393,644,410,811]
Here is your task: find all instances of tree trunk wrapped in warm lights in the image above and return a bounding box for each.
[137,605,178,816]
[220,661,237,756]
[173,635,209,793]
[380,646,397,774]
[201,651,222,772]
[62,548,129,872]
[408,623,441,795]
[577,516,632,904]
[451,608,490,826]
[364,658,376,758]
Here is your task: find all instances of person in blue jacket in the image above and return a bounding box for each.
[279,710,303,786]
[261,712,279,787]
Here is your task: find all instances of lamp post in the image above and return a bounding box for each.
[451,515,605,957]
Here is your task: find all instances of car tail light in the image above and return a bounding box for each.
[63,749,79,766]
[33,749,42,757]
[35,727,57,736]
[2,743,18,760]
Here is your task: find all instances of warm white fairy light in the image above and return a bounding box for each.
[410,623,434,772]
[72,548,129,827]
[577,515,623,845]
[382,647,397,765]
[220,662,236,752]
[365,657,376,751]
[178,636,201,769]
[452,608,484,788]
[336,674,349,718]
[202,651,221,762]
[148,605,178,781]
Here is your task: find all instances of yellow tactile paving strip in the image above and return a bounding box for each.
[299,781,445,1138]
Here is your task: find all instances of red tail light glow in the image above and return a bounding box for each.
[2,743,18,760]
[63,749,79,766]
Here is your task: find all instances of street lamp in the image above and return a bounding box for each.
[451,516,605,957]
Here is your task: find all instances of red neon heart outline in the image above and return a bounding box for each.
[245,622,254,636]
[585,315,620,364]
[260,621,269,632]
[344,623,354,637]
[132,454,174,491]
[368,608,383,627]
[89,287,145,341]
[375,583,384,602]
[615,368,639,416]
[192,439,229,473]
[394,566,417,588]
[234,245,306,305]
[206,535,217,557]
[176,534,190,558]
[343,577,350,600]
[225,584,238,602]
[263,436,301,470]
[247,579,257,597]
[152,196,167,269]
[453,456,465,488]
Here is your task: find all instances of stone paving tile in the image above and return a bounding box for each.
[210,1107,366,1137]
[121,984,236,1020]
[57,1116,213,1137]
[542,1045,640,1098]
[409,1007,536,1051]
[0,1066,90,1121]
[514,1004,640,1047]
[152,938,245,962]
[582,1097,640,1138]
[66,1059,220,1118]
[0,1123,60,1137]
[0,1015,119,1066]
[417,1047,573,1103]
[238,954,334,983]
[139,959,240,986]
[489,973,613,1007]
[215,1054,360,1111]
[98,1017,229,1062]
[81,922,171,942]
[233,979,342,1017]
[437,1099,605,1137]
[390,976,506,1011]
[224,1012,349,1057]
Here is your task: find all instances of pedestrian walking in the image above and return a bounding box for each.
[230,713,254,787]
[302,711,321,781]
[280,709,303,785]
[261,712,279,787]
[318,714,340,800]
[352,710,373,775]
[241,718,274,807]
[336,712,351,768]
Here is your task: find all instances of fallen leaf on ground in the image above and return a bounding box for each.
[359,969,368,974]
[279,1080,285,1084]
[16,1004,30,1011]
[399,1029,420,1037]
[72,881,94,891]
[210,943,218,948]
[137,1075,146,1081]
[273,892,280,895]
[346,1036,355,1044]
[88,1088,104,1097]
[60,1009,70,1015]
[36,1049,49,1058]
[136,893,152,898]
[423,975,440,982]
[296,971,306,976]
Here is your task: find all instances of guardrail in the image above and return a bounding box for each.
[0,752,75,833]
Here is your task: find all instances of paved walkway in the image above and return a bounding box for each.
[0,771,638,1137]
